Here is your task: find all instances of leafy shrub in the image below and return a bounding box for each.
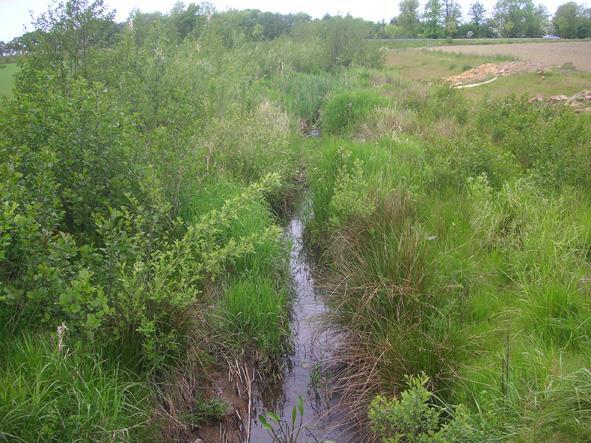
[91,173,283,367]
[1,166,283,369]
[475,97,591,189]
[369,374,476,442]
[329,158,376,228]
[1,79,146,239]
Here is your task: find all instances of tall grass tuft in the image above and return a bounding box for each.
[0,331,153,442]
[217,276,289,365]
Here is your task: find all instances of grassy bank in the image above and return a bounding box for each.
[305,65,591,440]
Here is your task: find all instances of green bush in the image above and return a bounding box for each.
[329,158,376,228]
[0,79,147,239]
[1,163,282,369]
[369,374,476,442]
[475,97,591,189]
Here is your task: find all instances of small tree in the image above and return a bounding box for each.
[169,1,215,40]
[553,2,591,38]
[469,2,488,36]
[26,0,117,86]
[318,16,378,68]
[442,0,463,38]
[493,0,548,37]
[423,0,444,38]
[397,0,422,37]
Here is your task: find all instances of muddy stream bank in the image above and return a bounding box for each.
[247,206,343,442]
[200,198,346,442]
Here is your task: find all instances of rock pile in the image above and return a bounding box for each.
[528,90,591,113]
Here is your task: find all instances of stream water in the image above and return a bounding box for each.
[247,207,343,442]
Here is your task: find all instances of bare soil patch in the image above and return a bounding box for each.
[430,42,591,72]
[447,61,547,86]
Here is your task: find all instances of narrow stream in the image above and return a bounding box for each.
[248,203,343,442]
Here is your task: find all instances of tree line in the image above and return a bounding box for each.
[0,5,313,57]
[389,0,591,38]
[2,0,589,56]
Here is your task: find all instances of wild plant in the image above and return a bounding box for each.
[369,373,476,442]
[259,396,305,443]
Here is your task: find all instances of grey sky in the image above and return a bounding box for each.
[0,0,582,42]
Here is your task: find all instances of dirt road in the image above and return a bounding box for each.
[429,42,591,72]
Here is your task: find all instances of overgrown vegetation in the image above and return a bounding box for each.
[0,1,383,440]
[1,0,590,441]
[308,73,591,442]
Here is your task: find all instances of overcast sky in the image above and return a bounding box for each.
[0,0,579,42]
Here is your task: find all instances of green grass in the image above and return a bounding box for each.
[386,49,514,81]
[0,331,154,442]
[180,175,291,366]
[322,89,389,134]
[0,63,17,97]
[2,8,591,441]
[217,276,289,363]
[462,70,591,102]
[306,62,591,438]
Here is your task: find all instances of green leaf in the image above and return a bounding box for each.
[297,396,304,416]
[258,414,271,431]
[291,405,297,427]
[269,411,280,424]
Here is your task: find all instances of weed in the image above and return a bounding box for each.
[259,396,305,443]
[369,374,476,442]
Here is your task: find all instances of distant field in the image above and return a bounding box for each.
[386,47,591,101]
[429,41,591,71]
[0,63,17,96]
[377,38,579,49]
[461,70,591,101]
[385,49,514,81]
